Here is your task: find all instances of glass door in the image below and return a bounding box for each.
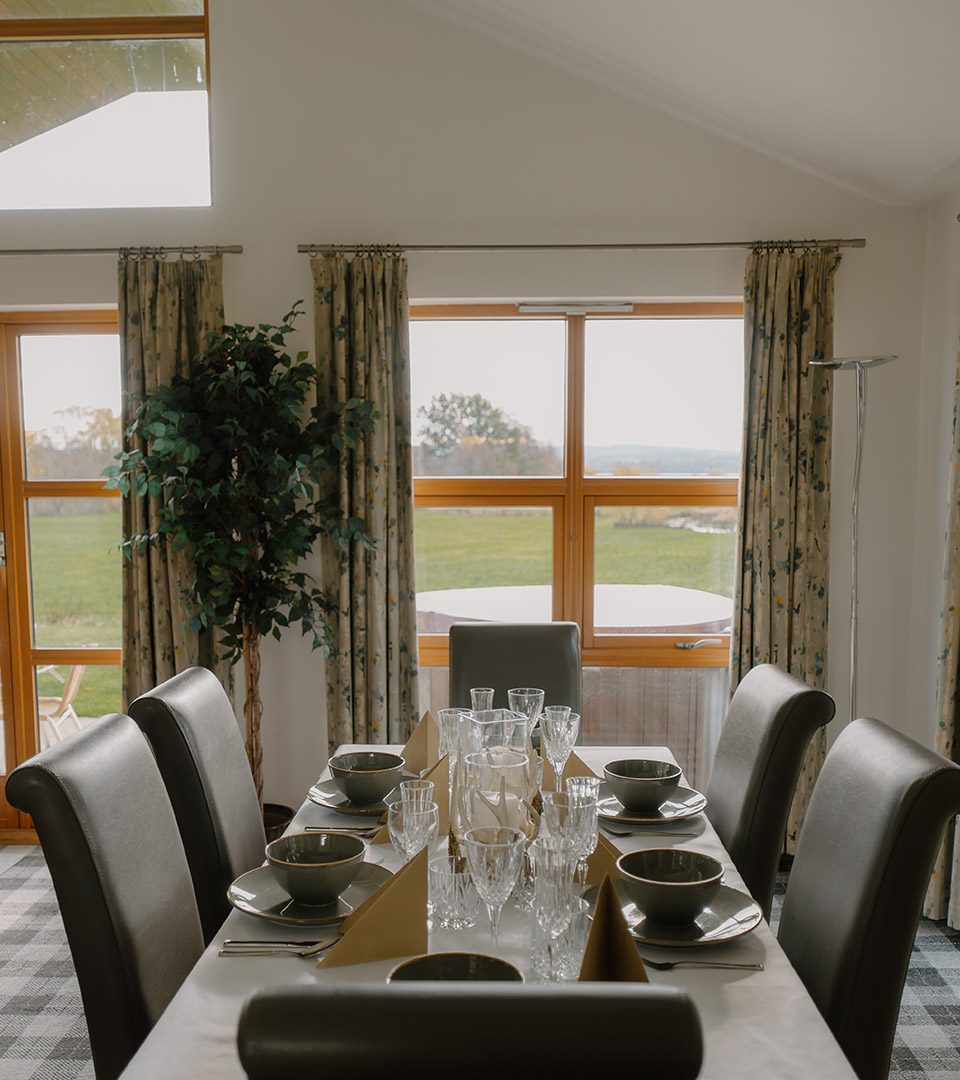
[0,313,122,831]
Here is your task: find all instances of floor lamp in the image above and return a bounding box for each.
[808,354,897,723]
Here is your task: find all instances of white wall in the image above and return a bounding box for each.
[906,189,960,747]
[0,0,938,804]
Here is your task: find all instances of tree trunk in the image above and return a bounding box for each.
[242,623,264,805]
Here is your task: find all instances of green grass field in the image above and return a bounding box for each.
[20,506,736,721]
[30,510,122,718]
[414,507,736,596]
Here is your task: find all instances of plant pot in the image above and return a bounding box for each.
[263,802,296,843]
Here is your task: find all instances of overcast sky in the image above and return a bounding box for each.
[20,335,121,442]
[409,317,744,452]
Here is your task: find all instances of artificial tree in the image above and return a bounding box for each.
[106,304,376,801]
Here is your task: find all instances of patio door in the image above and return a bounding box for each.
[0,312,123,832]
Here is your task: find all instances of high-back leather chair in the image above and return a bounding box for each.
[705,664,834,919]
[5,713,203,1080]
[129,666,266,944]
[237,983,703,1079]
[778,717,960,1080]
[448,622,581,712]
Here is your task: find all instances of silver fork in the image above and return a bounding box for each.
[305,825,380,837]
[218,939,338,958]
[640,957,764,972]
[600,825,697,838]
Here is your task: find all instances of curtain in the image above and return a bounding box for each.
[312,252,419,752]
[731,247,841,850]
[925,349,960,926]
[118,255,230,705]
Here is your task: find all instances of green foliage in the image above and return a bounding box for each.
[104,303,377,663]
[416,392,559,476]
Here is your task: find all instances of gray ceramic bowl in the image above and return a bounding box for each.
[265,831,365,906]
[617,848,723,926]
[329,751,406,806]
[604,758,683,812]
[387,952,524,982]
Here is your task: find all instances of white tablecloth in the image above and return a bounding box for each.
[121,746,856,1079]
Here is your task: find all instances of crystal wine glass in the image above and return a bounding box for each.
[564,779,600,886]
[508,687,544,734]
[541,791,595,887]
[463,826,525,947]
[530,835,578,979]
[541,710,580,790]
[387,802,440,863]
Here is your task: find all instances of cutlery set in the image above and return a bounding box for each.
[219,938,338,958]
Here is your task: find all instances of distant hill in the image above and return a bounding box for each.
[584,444,740,476]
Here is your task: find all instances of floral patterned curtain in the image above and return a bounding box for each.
[731,247,841,850]
[312,252,419,752]
[925,349,960,926]
[118,254,231,705]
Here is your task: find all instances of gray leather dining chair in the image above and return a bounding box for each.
[237,983,703,1078]
[778,717,960,1080]
[130,666,266,944]
[705,663,834,920]
[5,713,203,1080]
[448,621,581,712]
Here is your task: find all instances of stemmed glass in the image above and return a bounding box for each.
[541,709,580,790]
[564,777,601,885]
[470,687,495,711]
[508,687,544,734]
[531,835,578,980]
[541,791,595,886]
[387,802,439,863]
[463,826,525,947]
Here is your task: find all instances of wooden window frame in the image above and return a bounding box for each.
[411,302,742,669]
[0,311,122,827]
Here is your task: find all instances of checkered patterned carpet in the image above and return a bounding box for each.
[771,873,960,1079]
[0,848,91,1080]
[0,847,957,1078]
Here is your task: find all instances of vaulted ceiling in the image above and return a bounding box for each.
[403,0,960,206]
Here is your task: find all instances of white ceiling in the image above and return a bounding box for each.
[403,0,960,205]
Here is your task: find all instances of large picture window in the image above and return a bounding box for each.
[410,304,743,669]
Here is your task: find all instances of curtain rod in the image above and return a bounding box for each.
[297,238,866,255]
[0,245,244,257]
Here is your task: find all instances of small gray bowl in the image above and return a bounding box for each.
[329,751,406,806]
[265,832,365,906]
[617,848,723,926]
[604,758,682,812]
[387,952,524,982]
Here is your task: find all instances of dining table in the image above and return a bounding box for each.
[120,744,857,1079]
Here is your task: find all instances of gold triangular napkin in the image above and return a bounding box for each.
[402,711,441,774]
[541,750,598,792]
[372,755,449,845]
[317,849,428,969]
[585,832,621,887]
[579,874,648,983]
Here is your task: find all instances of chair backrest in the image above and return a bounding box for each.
[448,622,581,713]
[5,713,203,1080]
[129,666,266,944]
[237,983,703,1079]
[778,716,960,1080]
[705,663,834,919]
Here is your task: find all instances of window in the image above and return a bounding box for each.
[0,2,210,209]
[410,304,743,669]
[0,312,122,826]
